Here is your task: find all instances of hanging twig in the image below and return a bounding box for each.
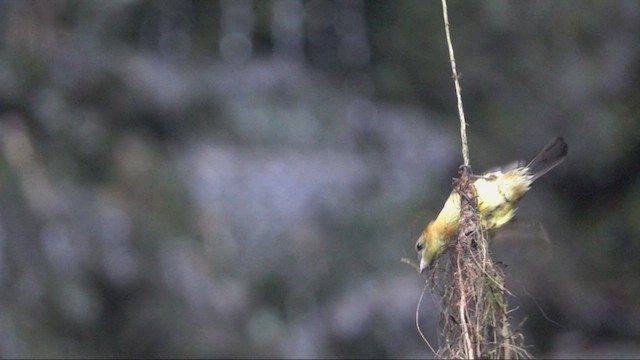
[441,0,469,167]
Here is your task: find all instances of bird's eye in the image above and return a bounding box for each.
[416,242,424,252]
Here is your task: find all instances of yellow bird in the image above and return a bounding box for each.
[415,137,568,272]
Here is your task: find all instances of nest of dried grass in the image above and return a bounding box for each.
[425,167,532,359]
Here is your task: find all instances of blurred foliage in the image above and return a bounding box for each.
[0,0,639,358]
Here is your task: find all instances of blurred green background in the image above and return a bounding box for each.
[0,0,639,358]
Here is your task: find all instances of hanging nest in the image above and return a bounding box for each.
[426,166,532,359]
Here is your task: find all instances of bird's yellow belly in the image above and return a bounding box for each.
[473,170,531,230]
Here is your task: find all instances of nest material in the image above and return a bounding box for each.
[427,166,531,359]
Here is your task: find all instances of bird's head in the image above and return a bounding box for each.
[415,220,448,273]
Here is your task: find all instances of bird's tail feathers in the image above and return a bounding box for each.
[527,137,568,181]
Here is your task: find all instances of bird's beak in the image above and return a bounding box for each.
[419,257,428,273]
